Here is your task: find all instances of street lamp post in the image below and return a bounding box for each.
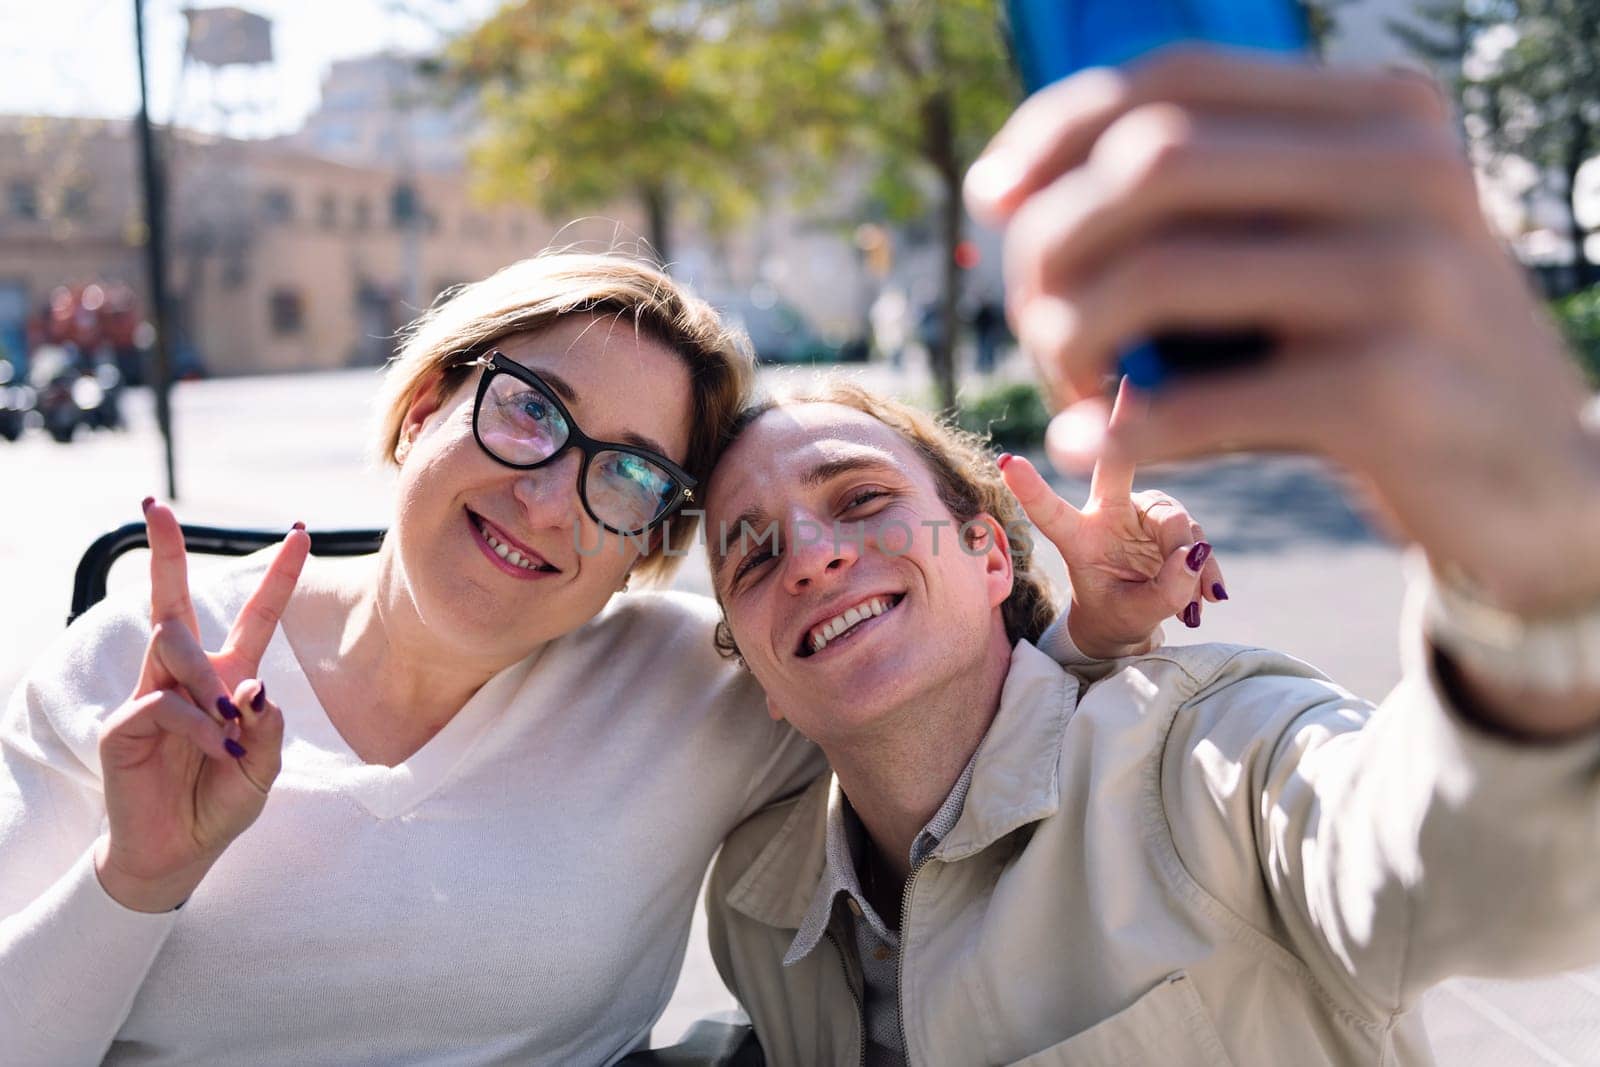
[133,0,178,500]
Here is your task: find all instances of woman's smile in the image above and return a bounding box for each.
[466,508,562,581]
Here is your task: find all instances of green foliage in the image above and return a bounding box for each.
[957,380,1050,449]
[1463,2,1599,171]
[720,0,1017,212]
[1391,0,1600,286]
[1552,286,1600,383]
[444,2,771,253]
[1301,0,1354,53]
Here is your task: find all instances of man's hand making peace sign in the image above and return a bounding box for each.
[1002,379,1226,661]
[92,501,310,913]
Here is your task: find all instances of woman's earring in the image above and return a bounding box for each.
[395,427,416,462]
[619,572,632,592]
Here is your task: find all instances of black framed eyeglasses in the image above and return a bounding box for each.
[466,350,696,537]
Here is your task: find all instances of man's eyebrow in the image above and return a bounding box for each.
[711,504,772,582]
[538,366,674,459]
[709,453,899,581]
[802,454,897,487]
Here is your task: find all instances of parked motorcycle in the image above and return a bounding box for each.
[0,362,29,442]
[29,345,85,444]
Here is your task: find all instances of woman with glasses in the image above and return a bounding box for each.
[0,252,1215,1064]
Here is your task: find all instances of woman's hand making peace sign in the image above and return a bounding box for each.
[1002,379,1226,660]
[92,501,310,913]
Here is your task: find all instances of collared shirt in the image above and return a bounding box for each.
[783,757,977,1067]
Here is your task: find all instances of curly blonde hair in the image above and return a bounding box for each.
[711,379,1059,660]
[374,251,754,583]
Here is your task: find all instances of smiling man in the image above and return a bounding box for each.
[700,381,1600,1067]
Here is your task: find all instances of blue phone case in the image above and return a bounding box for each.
[1004,0,1309,388]
[1007,0,1308,94]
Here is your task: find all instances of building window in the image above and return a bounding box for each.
[317,192,338,230]
[8,180,38,220]
[352,196,371,231]
[222,252,247,289]
[61,184,91,219]
[269,288,304,335]
[260,188,294,224]
[390,182,420,228]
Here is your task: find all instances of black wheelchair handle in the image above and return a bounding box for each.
[69,522,386,626]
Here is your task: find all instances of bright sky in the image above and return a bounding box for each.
[0,0,498,138]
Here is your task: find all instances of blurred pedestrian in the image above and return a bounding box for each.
[972,297,1007,374]
[869,286,910,369]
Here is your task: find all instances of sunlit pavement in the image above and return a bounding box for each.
[1,369,1593,1061]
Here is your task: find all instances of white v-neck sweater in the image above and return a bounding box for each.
[0,556,822,1065]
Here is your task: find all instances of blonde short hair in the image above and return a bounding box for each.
[376,252,754,583]
[711,379,1059,659]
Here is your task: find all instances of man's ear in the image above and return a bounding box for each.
[967,512,1015,611]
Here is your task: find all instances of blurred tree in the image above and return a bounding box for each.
[445,1,765,265]
[1392,0,1600,290]
[1301,1,1349,47]
[723,0,1016,413]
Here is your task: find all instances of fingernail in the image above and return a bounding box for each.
[965,151,1021,209]
[1185,541,1212,573]
[1182,601,1201,628]
[217,696,241,721]
[292,521,306,532]
[251,683,267,713]
[1212,582,1228,601]
[1044,406,1106,470]
[224,738,248,759]
[996,452,1014,470]
[141,496,154,514]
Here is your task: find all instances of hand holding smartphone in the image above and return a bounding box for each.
[1003,0,1310,388]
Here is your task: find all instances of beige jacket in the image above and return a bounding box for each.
[706,635,1600,1066]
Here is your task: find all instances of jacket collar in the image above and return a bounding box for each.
[932,640,1077,861]
[782,778,875,967]
[723,640,1079,932]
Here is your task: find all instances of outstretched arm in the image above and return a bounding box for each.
[1157,636,1600,1023]
[971,50,1600,728]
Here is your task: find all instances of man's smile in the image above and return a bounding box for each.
[796,592,905,658]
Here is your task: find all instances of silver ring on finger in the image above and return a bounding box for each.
[1135,496,1176,523]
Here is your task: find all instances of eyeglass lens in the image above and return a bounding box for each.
[477,370,679,532]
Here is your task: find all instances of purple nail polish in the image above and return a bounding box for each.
[1212,582,1228,601]
[291,521,306,532]
[217,696,241,721]
[224,738,248,759]
[1185,541,1212,573]
[251,684,267,713]
[141,496,155,514]
[1182,601,1201,628]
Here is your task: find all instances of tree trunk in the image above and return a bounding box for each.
[641,182,671,268]
[922,83,962,414]
[935,166,963,414]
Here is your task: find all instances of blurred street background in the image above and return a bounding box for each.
[3,0,1599,1062]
